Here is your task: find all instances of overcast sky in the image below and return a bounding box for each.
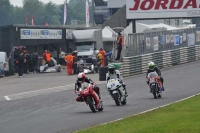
[10,0,66,7]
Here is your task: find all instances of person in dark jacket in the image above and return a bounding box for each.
[17,54,25,77]
[72,51,78,74]
[146,61,165,91]
[115,32,124,60]
[32,51,39,73]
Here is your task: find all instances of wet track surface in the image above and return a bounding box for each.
[0,61,200,133]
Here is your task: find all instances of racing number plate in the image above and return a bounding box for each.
[150,77,155,83]
[109,79,115,83]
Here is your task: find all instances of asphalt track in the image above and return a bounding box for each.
[0,61,200,133]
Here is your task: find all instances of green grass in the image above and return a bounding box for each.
[76,95,200,133]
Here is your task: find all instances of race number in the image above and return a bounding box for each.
[150,77,155,83]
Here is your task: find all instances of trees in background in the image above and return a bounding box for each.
[0,0,94,26]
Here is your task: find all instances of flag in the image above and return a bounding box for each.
[25,16,28,25]
[45,22,49,26]
[31,15,34,25]
[63,1,67,25]
[86,0,90,27]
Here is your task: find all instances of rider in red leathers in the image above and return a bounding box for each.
[75,72,101,102]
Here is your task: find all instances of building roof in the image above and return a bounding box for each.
[0,24,100,30]
[137,23,179,30]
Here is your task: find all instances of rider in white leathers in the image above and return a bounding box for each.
[106,65,128,97]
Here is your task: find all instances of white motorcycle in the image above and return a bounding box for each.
[106,78,127,106]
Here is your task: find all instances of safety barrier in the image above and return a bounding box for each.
[119,45,200,77]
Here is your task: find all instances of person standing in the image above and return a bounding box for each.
[115,33,124,60]
[72,51,78,74]
[32,51,39,73]
[42,50,47,61]
[99,48,106,66]
[45,51,51,66]
[65,53,74,75]
[17,54,25,77]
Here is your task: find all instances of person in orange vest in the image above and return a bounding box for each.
[115,32,124,60]
[45,51,51,66]
[99,48,106,67]
[65,53,74,75]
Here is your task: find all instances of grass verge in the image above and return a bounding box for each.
[76,95,200,133]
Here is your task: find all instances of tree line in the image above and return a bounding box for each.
[0,0,94,26]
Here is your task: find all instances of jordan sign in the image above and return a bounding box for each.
[126,0,200,19]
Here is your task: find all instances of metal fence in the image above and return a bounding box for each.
[126,28,200,57]
[119,45,200,77]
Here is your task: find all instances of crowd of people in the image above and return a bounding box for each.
[14,32,124,77]
[15,49,39,77]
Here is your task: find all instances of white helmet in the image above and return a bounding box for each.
[95,50,99,54]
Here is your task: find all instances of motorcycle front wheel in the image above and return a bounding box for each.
[121,97,127,105]
[113,93,120,106]
[87,97,96,113]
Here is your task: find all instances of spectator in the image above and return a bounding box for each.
[72,51,78,74]
[42,50,47,62]
[45,51,51,66]
[65,53,74,75]
[99,48,106,66]
[116,32,124,60]
[17,54,25,77]
[28,54,34,73]
[32,51,39,73]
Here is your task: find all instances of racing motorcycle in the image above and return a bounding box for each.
[147,72,163,99]
[75,82,103,113]
[106,77,127,106]
[76,59,95,74]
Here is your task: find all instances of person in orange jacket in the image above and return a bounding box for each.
[45,51,51,66]
[99,48,106,67]
[65,53,74,75]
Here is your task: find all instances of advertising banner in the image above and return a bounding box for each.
[160,35,166,45]
[196,31,200,42]
[170,34,174,43]
[20,29,62,39]
[153,36,159,51]
[174,35,180,46]
[66,29,73,39]
[183,33,187,41]
[187,33,195,46]
[146,37,151,49]
[166,35,170,44]
[126,0,200,19]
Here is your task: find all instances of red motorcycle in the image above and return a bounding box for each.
[75,82,103,113]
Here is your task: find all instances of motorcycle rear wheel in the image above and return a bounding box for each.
[87,97,96,113]
[113,93,120,106]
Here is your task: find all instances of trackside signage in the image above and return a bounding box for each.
[126,0,200,19]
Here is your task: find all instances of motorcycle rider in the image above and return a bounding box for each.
[75,72,101,101]
[106,65,128,97]
[146,61,165,91]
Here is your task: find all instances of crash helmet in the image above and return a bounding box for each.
[95,50,99,54]
[108,65,115,74]
[77,72,86,82]
[148,61,155,70]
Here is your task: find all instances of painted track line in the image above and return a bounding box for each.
[4,84,74,101]
[75,93,200,132]
[4,96,11,100]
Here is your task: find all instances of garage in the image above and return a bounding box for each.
[0,24,98,73]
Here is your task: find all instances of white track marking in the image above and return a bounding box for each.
[4,84,74,101]
[4,96,11,100]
